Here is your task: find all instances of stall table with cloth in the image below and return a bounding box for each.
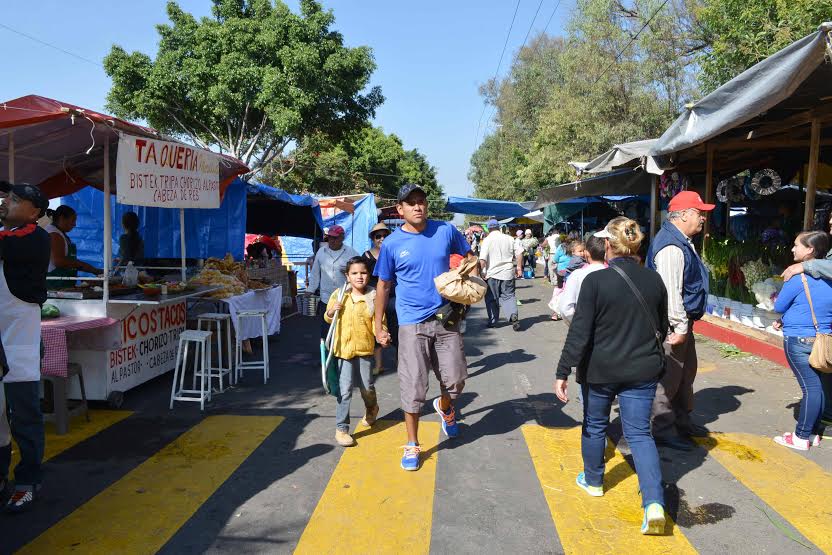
[222,286,283,340]
[0,95,248,406]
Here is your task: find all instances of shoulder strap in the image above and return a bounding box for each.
[801,274,820,332]
[610,263,662,341]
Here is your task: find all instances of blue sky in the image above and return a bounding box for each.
[1,0,574,199]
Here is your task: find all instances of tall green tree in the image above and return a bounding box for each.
[103,0,383,175]
[694,0,832,92]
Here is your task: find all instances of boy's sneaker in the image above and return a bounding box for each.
[641,503,666,535]
[5,486,36,513]
[575,472,603,497]
[361,404,379,427]
[335,430,355,447]
[774,432,810,451]
[401,442,421,471]
[510,313,520,331]
[433,398,459,438]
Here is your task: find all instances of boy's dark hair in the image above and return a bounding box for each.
[344,256,369,274]
[585,235,606,262]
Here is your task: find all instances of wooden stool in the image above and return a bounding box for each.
[42,363,89,435]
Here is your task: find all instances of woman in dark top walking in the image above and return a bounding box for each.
[363,223,396,374]
[554,216,669,536]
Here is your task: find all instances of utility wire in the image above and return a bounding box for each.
[474,0,522,150]
[0,22,101,67]
[589,0,671,86]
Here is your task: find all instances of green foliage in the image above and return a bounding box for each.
[695,0,832,92]
[103,0,383,174]
[264,126,451,220]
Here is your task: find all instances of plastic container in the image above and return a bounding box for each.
[122,261,138,287]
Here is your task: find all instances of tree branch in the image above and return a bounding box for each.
[235,102,250,155]
[170,101,229,152]
[242,114,270,164]
[164,109,211,150]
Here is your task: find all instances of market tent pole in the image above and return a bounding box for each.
[803,119,822,229]
[180,208,187,282]
[103,139,111,304]
[649,174,658,239]
[7,131,14,182]
[703,144,715,248]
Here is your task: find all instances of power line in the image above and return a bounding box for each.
[518,0,547,51]
[590,0,671,86]
[474,0,522,150]
[0,22,101,67]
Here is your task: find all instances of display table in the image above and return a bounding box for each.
[222,286,283,340]
[41,316,119,377]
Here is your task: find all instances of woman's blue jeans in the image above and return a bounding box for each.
[783,336,826,439]
[581,379,663,508]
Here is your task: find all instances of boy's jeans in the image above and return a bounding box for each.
[336,356,377,432]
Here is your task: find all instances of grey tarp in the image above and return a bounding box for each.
[651,22,832,164]
[533,168,654,209]
[581,138,661,174]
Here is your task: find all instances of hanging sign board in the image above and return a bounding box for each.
[116,132,220,208]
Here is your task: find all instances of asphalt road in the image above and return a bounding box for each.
[1,278,830,554]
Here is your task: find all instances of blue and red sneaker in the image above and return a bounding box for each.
[433,398,459,438]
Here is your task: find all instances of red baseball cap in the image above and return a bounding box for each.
[668,191,715,212]
[326,224,345,237]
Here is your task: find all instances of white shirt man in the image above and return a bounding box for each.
[308,225,359,338]
[479,221,523,330]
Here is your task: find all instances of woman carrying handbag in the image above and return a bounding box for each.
[773,231,832,450]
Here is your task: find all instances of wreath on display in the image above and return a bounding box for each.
[742,175,761,201]
[749,168,782,195]
[716,176,744,203]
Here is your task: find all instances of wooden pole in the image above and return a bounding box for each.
[650,174,658,239]
[703,143,715,247]
[803,119,822,229]
[103,139,111,305]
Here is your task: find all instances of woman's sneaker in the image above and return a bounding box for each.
[641,503,666,535]
[335,430,355,447]
[433,398,459,438]
[575,472,603,497]
[773,432,810,451]
[401,442,421,471]
[361,404,379,427]
[810,434,822,447]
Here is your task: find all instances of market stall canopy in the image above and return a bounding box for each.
[580,138,662,175]
[0,95,248,198]
[445,196,535,218]
[245,181,324,239]
[650,23,832,171]
[533,168,654,209]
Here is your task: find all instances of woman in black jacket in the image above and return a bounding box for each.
[554,216,669,536]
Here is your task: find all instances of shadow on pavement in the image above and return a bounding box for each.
[468,349,536,378]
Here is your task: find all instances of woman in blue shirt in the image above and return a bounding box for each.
[773,230,832,451]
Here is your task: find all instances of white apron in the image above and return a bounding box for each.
[0,261,41,383]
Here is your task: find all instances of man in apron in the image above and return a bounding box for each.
[0,182,51,513]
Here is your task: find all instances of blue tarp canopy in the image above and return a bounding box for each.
[445,196,535,218]
[245,181,324,239]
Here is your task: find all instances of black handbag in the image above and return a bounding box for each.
[610,264,666,368]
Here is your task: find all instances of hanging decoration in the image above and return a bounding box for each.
[750,168,782,195]
[716,176,745,203]
[660,171,687,199]
[742,175,761,201]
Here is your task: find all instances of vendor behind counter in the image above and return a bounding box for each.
[45,206,101,289]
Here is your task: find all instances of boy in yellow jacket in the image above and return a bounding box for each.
[325,257,386,446]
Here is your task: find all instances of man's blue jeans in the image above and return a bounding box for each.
[0,381,44,486]
[784,336,826,438]
[581,379,663,508]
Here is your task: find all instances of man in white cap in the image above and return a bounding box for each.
[479,219,523,330]
[308,224,359,339]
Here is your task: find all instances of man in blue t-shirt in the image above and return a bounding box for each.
[374,183,477,471]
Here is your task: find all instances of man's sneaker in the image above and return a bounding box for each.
[361,404,380,427]
[510,313,520,331]
[773,432,810,451]
[641,503,666,535]
[335,430,356,447]
[433,398,459,438]
[401,442,421,471]
[5,487,35,513]
[575,472,603,497]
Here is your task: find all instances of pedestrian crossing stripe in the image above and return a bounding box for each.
[696,432,832,553]
[10,410,133,479]
[294,420,441,555]
[17,415,283,554]
[522,425,697,554]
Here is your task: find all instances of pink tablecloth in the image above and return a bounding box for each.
[41,316,118,377]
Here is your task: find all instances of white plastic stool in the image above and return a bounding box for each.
[170,330,213,410]
[235,309,269,384]
[197,313,234,390]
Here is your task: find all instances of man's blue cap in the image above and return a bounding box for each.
[487,219,500,229]
[397,183,426,202]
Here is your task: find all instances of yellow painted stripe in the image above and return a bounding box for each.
[294,420,440,555]
[522,426,696,554]
[696,432,832,553]
[11,410,133,477]
[19,415,283,554]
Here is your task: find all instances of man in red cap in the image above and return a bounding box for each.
[645,190,715,450]
[308,224,358,339]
